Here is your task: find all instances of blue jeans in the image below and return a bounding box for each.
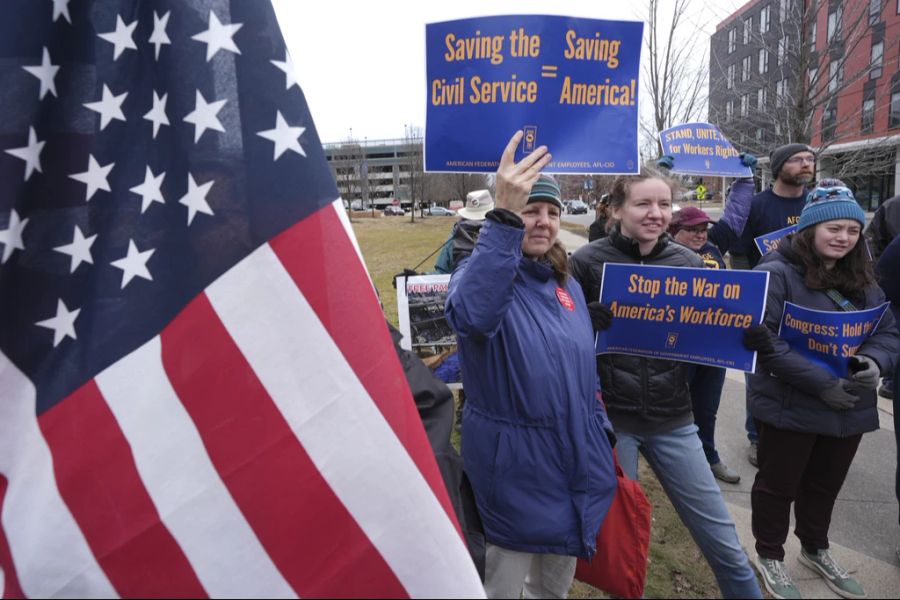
[617,424,762,599]
[686,365,727,465]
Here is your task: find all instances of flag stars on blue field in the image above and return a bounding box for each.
[69,155,114,202]
[179,174,215,225]
[5,127,45,181]
[111,239,155,289]
[271,52,299,91]
[192,10,242,62]
[130,167,167,213]
[149,10,172,60]
[22,47,59,100]
[53,225,96,274]
[84,84,128,130]
[51,0,71,24]
[1,3,313,353]
[0,210,28,264]
[35,299,80,347]
[258,111,306,160]
[184,90,226,143]
[98,15,138,60]
[144,91,170,138]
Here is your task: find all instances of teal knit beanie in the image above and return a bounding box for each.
[528,174,562,210]
[797,186,865,232]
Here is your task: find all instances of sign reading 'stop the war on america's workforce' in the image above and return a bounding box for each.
[596,264,769,372]
[425,15,643,174]
[659,123,752,178]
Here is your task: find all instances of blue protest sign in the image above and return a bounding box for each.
[425,15,643,174]
[754,224,797,257]
[596,264,769,371]
[777,301,890,378]
[659,123,751,177]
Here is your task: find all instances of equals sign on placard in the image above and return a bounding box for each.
[541,65,558,78]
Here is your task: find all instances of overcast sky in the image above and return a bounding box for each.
[270,0,748,144]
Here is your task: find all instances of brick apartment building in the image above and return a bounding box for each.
[709,0,899,209]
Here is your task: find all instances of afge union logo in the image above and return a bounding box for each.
[665,333,679,349]
[522,125,538,152]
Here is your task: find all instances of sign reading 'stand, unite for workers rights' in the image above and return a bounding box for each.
[658,122,753,178]
[596,264,770,372]
[425,15,643,174]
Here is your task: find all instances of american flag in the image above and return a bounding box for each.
[0,1,483,597]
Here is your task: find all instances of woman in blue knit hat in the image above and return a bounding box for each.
[744,185,900,599]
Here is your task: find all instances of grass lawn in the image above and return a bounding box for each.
[352,215,724,599]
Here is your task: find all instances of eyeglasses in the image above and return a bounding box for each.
[682,225,709,234]
[785,156,816,165]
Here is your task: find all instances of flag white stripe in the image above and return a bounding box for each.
[206,243,485,599]
[0,351,118,598]
[94,338,297,599]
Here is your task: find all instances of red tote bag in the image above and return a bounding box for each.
[575,456,652,599]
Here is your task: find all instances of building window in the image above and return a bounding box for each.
[809,21,817,51]
[828,59,843,92]
[742,55,751,81]
[871,41,883,78]
[760,6,771,32]
[744,18,752,44]
[869,0,882,24]
[809,67,819,91]
[828,5,843,42]
[822,101,837,141]
[778,36,789,66]
[756,128,763,141]
[726,100,734,121]
[757,87,767,111]
[780,0,791,21]
[741,94,750,116]
[862,97,875,132]
[891,91,900,127]
[776,79,786,107]
[759,49,769,73]
[728,28,737,53]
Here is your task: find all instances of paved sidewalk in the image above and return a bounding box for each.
[558,228,900,598]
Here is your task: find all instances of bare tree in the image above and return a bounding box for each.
[329,136,366,221]
[642,0,710,157]
[710,0,881,160]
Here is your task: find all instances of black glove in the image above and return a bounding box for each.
[848,355,879,390]
[742,325,775,354]
[587,302,613,331]
[820,379,860,410]
[656,155,675,170]
[392,268,419,289]
[739,153,758,168]
[605,427,617,449]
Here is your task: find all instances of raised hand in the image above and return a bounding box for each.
[495,130,551,214]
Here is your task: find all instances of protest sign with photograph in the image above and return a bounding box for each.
[425,15,643,174]
[397,274,462,387]
[777,301,890,378]
[659,123,752,177]
[596,264,769,371]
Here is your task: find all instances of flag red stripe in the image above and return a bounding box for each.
[269,209,461,533]
[160,293,407,598]
[38,381,208,598]
[0,476,25,600]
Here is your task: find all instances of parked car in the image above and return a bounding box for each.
[427,206,456,216]
[383,205,405,216]
[567,200,588,214]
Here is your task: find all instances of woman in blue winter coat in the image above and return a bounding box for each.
[445,132,617,599]
[745,186,900,599]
